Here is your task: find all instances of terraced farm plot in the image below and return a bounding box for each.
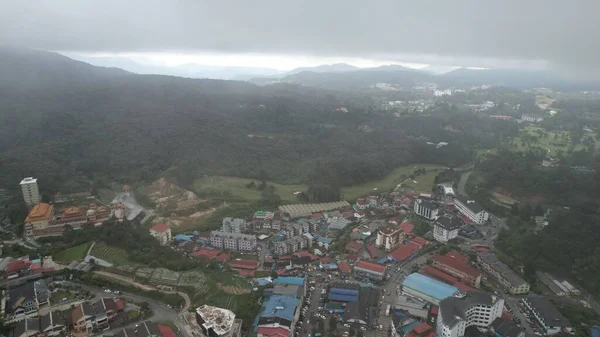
[178,271,207,287]
[90,242,132,265]
[135,268,155,280]
[150,268,181,286]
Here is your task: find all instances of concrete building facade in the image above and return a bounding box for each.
[20,177,40,208]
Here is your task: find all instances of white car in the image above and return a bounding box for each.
[104,289,112,293]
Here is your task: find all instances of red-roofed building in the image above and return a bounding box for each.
[345,241,363,253]
[345,253,360,262]
[367,246,381,259]
[431,251,481,287]
[312,212,324,219]
[158,325,177,337]
[320,257,333,265]
[4,259,31,279]
[419,265,459,285]
[354,260,387,281]
[455,282,477,292]
[474,245,491,252]
[342,211,355,219]
[459,213,473,224]
[214,252,232,263]
[279,255,292,260]
[230,259,260,270]
[258,327,289,337]
[338,261,351,275]
[357,198,367,206]
[400,221,414,234]
[412,236,429,247]
[388,242,420,261]
[354,211,365,219]
[413,323,433,336]
[430,305,438,316]
[150,224,172,245]
[192,248,221,260]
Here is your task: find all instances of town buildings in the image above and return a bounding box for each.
[477,251,530,294]
[414,199,439,220]
[432,251,481,288]
[354,260,387,282]
[255,277,305,337]
[24,203,111,238]
[71,298,125,332]
[5,279,49,316]
[221,218,247,233]
[437,292,504,337]
[434,89,452,97]
[20,177,40,208]
[11,311,65,337]
[149,224,172,246]
[433,216,461,243]
[210,232,256,252]
[454,196,489,225]
[521,114,544,123]
[195,305,242,337]
[521,296,572,335]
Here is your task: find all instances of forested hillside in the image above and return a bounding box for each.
[0,47,470,195]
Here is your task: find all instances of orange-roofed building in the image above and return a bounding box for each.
[150,224,172,245]
[24,203,55,236]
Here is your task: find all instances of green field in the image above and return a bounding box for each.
[97,188,115,204]
[341,164,447,201]
[508,126,600,156]
[51,290,75,304]
[193,176,306,203]
[90,242,132,266]
[54,242,92,262]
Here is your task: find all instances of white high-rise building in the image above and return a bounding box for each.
[20,177,40,207]
[437,292,504,337]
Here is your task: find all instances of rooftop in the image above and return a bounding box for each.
[524,295,571,328]
[389,242,421,261]
[491,317,524,337]
[436,215,462,230]
[196,305,236,336]
[25,203,54,223]
[439,291,502,328]
[433,251,480,278]
[355,260,386,274]
[230,259,260,270]
[150,223,170,233]
[402,273,459,301]
[260,295,300,322]
[273,276,304,286]
[455,195,485,214]
[20,177,37,185]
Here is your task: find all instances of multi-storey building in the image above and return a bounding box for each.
[477,251,529,294]
[520,296,572,335]
[195,305,242,337]
[354,260,387,282]
[20,177,40,208]
[433,216,461,243]
[414,199,439,220]
[432,251,481,288]
[437,292,504,337]
[24,203,55,238]
[454,196,488,224]
[149,224,172,246]
[376,225,404,251]
[221,218,247,233]
[210,231,256,252]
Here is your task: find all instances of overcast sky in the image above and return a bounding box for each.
[1,0,599,74]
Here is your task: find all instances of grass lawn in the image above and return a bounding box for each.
[341,164,447,201]
[54,242,92,262]
[192,176,306,203]
[128,310,139,320]
[90,242,132,266]
[507,126,600,156]
[51,290,75,304]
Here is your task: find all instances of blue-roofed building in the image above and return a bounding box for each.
[402,273,459,304]
[321,263,338,271]
[329,286,359,302]
[313,235,333,249]
[174,234,192,242]
[274,277,305,286]
[256,277,272,287]
[588,327,600,337]
[259,295,300,325]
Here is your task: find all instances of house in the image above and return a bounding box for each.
[414,199,439,220]
[375,224,404,251]
[4,259,32,279]
[149,224,172,245]
[11,311,66,337]
[477,251,529,294]
[345,241,363,254]
[521,296,572,335]
[433,215,461,243]
[5,279,49,317]
[313,235,333,250]
[454,196,489,225]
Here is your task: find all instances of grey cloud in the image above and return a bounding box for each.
[1,0,599,75]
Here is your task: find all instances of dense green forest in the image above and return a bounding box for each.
[0,47,476,196]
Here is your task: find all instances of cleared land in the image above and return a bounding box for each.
[90,242,132,266]
[54,242,92,262]
[341,164,447,200]
[193,176,306,203]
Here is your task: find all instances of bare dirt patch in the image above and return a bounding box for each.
[218,283,251,295]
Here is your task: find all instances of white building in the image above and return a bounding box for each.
[437,292,504,337]
[20,177,40,208]
[210,231,256,252]
[376,225,404,251]
[521,114,544,123]
[454,196,488,224]
[149,224,172,245]
[521,296,572,335]
[434,216,461,243]
[414,199,439,220]
[434,89,452,97]
[195,305,242,337]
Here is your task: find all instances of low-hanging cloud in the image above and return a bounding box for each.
[1,0,599,76]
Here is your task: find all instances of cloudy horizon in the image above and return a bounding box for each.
[1,0,598,77]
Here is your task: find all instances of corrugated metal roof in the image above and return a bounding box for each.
[402,273,458,300]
